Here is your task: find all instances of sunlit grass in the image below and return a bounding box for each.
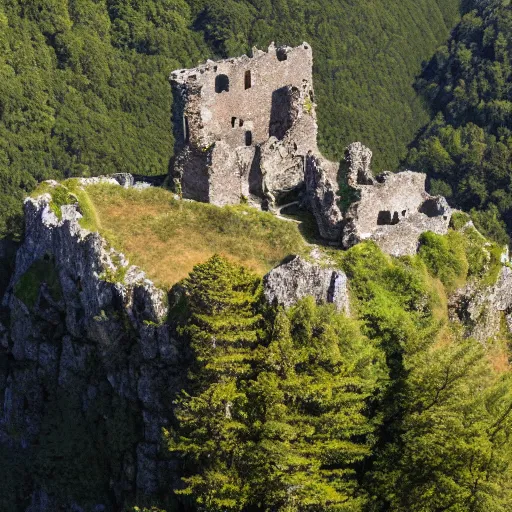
[81,184,308,289]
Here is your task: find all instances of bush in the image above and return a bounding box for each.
[14,256,62,308]
[418,231,468,290]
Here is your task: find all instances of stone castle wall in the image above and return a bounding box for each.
[171,43,318,206]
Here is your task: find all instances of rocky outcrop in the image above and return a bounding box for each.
[260,137,305,206]
[341,143,452,256]
[263,255,350,313]
[450,266,512,343]
[304,153,343,241]
[0,187,187,510]
[346,142,374,187]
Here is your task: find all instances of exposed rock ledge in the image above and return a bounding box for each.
[263,255,350,313]
[450,265,512,343]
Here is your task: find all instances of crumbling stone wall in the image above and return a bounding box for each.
[341,143,452,256]
[170,43,318,206]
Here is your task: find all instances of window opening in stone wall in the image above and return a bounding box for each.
[183,116,190,142]
[239,119,244,127]
[276,48,288,61]
[231,117,237,128]
[377,211,400,225]
[245,70,252,89]
[245,131,252,146]
[215,74,229,93]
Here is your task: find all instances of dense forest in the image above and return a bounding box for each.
[163,234,512,512]
[408,0,512,244]
[0,0,462,238]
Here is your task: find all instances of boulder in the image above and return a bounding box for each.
[263,255,349,313]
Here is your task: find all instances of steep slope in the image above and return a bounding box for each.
[1,179,512,511]
[407,0,512,243]
[0,0,462,238]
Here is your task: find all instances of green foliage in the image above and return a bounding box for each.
[168,255,385,511]
[14,256,62,308]
[0,0,208,237]
[339,242,439,377]
[408,0,512,241]
[368,334,512,512]
[471,204,510,247]
[246,300,385,511]
[168,256,262,510]
[418,231,469,290]
[450,211,472,231]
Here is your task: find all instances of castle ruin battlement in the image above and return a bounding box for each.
[170,43,318,206]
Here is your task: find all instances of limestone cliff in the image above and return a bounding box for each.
[0,181,349,511]
[0,189,184,511]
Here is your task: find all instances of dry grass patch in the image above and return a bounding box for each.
[84,184,307,289]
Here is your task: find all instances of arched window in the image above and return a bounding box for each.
[215,74,229,93]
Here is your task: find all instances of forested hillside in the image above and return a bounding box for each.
[0,0,462,238]
[408,0,512,244]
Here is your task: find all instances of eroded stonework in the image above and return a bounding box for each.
[341,143,452,255]
[170,42,317,207]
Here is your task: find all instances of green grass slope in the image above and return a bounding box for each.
[0,0,461,238]
[31,180,308,288]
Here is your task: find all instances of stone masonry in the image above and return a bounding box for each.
[170,42,317,206]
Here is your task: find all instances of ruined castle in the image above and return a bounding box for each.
[171,42,319,206]
[170,43,452,256]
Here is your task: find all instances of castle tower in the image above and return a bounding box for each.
[170,42,319,206]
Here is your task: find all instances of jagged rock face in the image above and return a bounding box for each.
[263,255,350,313]
[346,142,374,187]
[0,191,186,510]
[260,137,305,205]
[304,154,343,241]
[341,143,452,256]
[450,266,512,343]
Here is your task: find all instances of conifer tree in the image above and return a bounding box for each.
[367,333,512,512]
[246,299,386,511]
[166,255,262,511]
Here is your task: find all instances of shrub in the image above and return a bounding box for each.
[14,256,62,308]
[418,231,468,290]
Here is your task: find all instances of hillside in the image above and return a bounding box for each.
[407,0,512,244]
[0,0,462,238]
[2,179,512,511]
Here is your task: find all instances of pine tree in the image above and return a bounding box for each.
[166,255,262,511]
[247,299,386,511]
[367,333,512,512]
